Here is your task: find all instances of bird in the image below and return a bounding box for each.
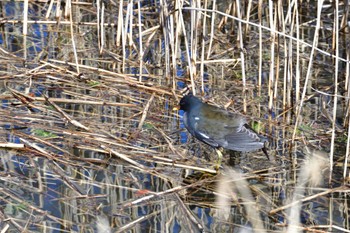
[179,93,269,161]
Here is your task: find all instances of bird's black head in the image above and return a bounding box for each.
[179,93,201,111]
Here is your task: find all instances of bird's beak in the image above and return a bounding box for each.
[173,105,180,111]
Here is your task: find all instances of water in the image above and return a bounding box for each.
[0,0,349,232]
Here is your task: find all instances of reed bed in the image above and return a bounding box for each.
[0,0,349,232]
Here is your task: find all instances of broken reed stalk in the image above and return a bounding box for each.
[235,0,247,113]
[328,0,339,184]
[258,0,263,123]
[199,0,208,93]
[292,1,323,143]
[23,0,28,60]
[268,0,276,114]
[68,0,80,74]
[269,187,346,215]
[345,119,350,178]
[295,1,301,108]
[137,0,143,82]
[274,1,281,117]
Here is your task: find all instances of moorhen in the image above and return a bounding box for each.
[179,93,268,160]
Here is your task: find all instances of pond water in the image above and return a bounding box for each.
[0,0,350,232]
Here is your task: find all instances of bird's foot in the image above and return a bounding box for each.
[214,148,224,171]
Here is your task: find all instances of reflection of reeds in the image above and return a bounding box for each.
[271,149,333,232]
[0,0,349,232]
[215,168,266,233]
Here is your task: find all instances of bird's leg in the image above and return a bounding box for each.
[214,147,224,170]
[262,146,270,160]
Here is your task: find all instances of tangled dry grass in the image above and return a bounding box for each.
[0,0,349,232]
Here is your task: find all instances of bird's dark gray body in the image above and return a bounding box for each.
[180,94,267,153]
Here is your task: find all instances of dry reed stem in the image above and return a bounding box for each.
[23,0,28,60]
[345,118,350,178]
[329,0,340,184]
[292,1,323,143]
[1,1,349,231]
[10,96,136,107]
[269,186,347,215]
[68,0,79,73]
[137,92,155,130]
[235,0,247,113]
[100,145,147,170]
[155,161,217,174]
[45,94,90,131]
[116,206,172,233]
[46,59,175,96]
[0,143,24,149]
[182,7,350,63]
[320,225,350,233]
[153,126,185,158]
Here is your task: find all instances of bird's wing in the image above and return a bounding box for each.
[189,105,240,148]
[224,124,265,152]
[192,105,265,152]
[184,111,219,147]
